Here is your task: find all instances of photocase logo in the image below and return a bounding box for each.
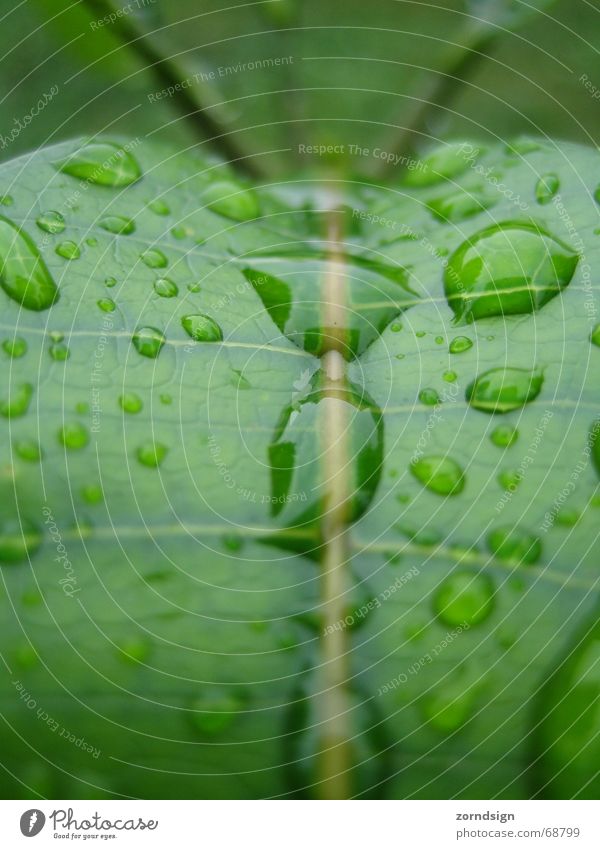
[19,809,46,837]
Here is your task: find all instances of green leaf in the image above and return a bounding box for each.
[0,136,599,801]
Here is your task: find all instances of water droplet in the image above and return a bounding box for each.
[15,439,43,462]
[36,210,66,234]
[443,370,457,383]
[203,180,260,221]
[132,326,165,358]
[498,469,521,491]
[148,199,169,215]
[590,324,600,347]
[189,690,244,734]
[491,424,519,447]
[535,173,559,205]
[50,331,64,342]
[105,276,117,288]
[421,685,476,733]
[153,277,178,298]
[591,421,600,476]
[181,313,223,342]
[391,322,402,332]
[136,441,167,467]
[445,223,578,322]
[405,142,475,187]
[433,570,494,627]
[222,534,243,552]
[75,401,89,414]
[55,142,141,187]
[449,335,473,354]
[59,422,89,450]
[171,225,189,240]
[0,195,13,206]
[49,342,70,360]
[0,518,42,563]
[0,383,33,418]
[82,484,103,504]
[86,237,98,247]
[487,525,541,564]
[141,249,168,269]
[160,393,172,405]
[467,367,543,413]
[187,281,201,293]
[415,330,426,338]
[97,298,115,313]
[555,509,580,527]
[0,216,59,310]
[117,638,150,664]
[428,189,495,222]
[55,240,80,260]
[531,613,600,798]
[99,216,135,235]
[419,388,440,406]
[2,337,27,358]
[119,392,143,413]
[410,455,465,496]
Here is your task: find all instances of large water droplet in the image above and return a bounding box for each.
[55,240,80,260]
[449,335,473,354]
[0,217,59,310]
[59,422,89,450]
[136,441,167,467]
[140,248,168,269]
[132,326,165,358]
[532,613,600,798]
[535,173,559,205]
[2,337,27,358]
[55,142,141,187]
[487,525,541,564]
[433,570,495,627]
[203,180,260,221]
[445,223,578,322]
[181,314,223,342]
[410,455,465,496]
[419,388,440,406]
[0,383,33,418]
[153,277,178,298]
[99,216,135,235]
[97,298,115,313]
[36,210,65,234]
[0,518,42,563]
[466,367,543,413]
[15,439,43,462]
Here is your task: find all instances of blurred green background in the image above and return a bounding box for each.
[2,0,600,177]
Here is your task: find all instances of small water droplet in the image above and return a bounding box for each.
[55,240,80,260]
[487,525,541,564]
[82,484,103,504]
[119,392,143,413]
[203,180,260,221]
[0,383,33,418]
[153,277,178,298]
[491,424,519,447]
[443,370,457,382]
[419,388,440,406]
[181,313,223,342]
[449,335,473,354]
[2,337,27,358]
[467,367,543,413]
[222,534,243,552]
[433,570,494,627]
[405,142,475,187]
[535,173,560,205]
[99,216,135,235]
[0,518,42,563]
[49,342,70,361]
[136,441,167,467]
[36,210,66,234]
[75,402,89,414]
[160,393,172,405]
[0,216,59,310]
[590,324,600,347]
[415,330,426,338]
[55,142,141,187]
[132,326,165,358]
[141,248,168,269]
[410,455,465,496]
[187,282,202,293]
[391,322,402,332]
[498,469,521,491]
[0,195,14,206]
[104,276,117,288]
[445,223,578,322]
[59,422,89,450]
[555,509,580,527]
[189,690,245,735]
[15,439,43,462]
[148,199,170,215]
[97,298,115,313]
